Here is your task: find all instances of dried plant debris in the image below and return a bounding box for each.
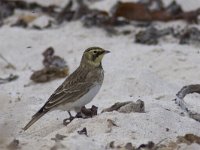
[108,135,200,150]
[135,26,200,45]
[0,0,116,33]
[166,0,183,15]
[59,0,118,35]
[106,141,136,150]
[80,105,98,118]
[0,74,18,84]
[42,47,67,68]
[106,119,118,133]
[125,143,135,150]
[106,140,178,150]
[108,141,115,149]
[30,67,68,83]
[11,15,52,29]
[1,0,200,39]
[177,134,200,145]
[11,18,28,28]
[0,1,15,24]
[140,0,183,14]
[51,134,67,142]
[56,0,73,23]
[30,47,69,83]
[177,27,200,44]
[1,0,200,42]
[175,84,200,122]
[0,0,57,28]
[76,105,98,119]
[1,0,57,17]
[161,134,200,149]
[137,141,156,150]
[135,27,173,45]
[82,9,118,35]
[0,53,16,69]
[7,139,20,150]
[77,127,88,136]
[1,0,200,32]
[10,14,37,28]
[82,10,109,27]
[111,1,200,23]
[107,119,118,127]
[139,0,164,11]
[57,0,90,23]
[50,134,67,150]
[57,0,113,29]
[107,141,156,150]
[50,142,66,150]
[102,100,145,113]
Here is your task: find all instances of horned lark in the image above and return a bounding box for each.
[23,47,110,130]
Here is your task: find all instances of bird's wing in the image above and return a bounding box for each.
[40,81,94,111]
[24,69,92,130]
[23,82,94,131]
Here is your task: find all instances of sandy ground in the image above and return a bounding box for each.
[1,0,200,150]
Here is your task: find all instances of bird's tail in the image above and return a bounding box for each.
[23,110,46,131]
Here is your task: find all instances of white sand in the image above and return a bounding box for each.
[0,0,200,150]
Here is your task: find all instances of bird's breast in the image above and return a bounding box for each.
[72,83,102,109]
[57,83,102,112]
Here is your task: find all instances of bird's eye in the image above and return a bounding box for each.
[93,51,97,54]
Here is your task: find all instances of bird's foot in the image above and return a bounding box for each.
[63,106,98,126]
[63,116,75,126]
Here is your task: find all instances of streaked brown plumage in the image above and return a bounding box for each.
[23,47,110,130]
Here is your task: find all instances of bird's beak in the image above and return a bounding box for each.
[104,50,110,54]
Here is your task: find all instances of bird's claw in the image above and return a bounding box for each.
[63,116,74,126]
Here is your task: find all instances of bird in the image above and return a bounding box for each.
[23,47,110,130]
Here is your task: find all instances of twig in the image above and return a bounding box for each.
[0,53,16,70]
[0,74,18,84]
[175,84,200,122]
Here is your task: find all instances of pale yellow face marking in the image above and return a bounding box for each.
[83,47,108,67]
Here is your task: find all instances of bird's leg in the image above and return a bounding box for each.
[74,107,83,118]
[63,111,75,126]
[68,111,73,119]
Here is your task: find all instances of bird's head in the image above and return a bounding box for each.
[81,47,110,67]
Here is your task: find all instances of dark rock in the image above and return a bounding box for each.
[135,27,173,45]
[77,127,88,136]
